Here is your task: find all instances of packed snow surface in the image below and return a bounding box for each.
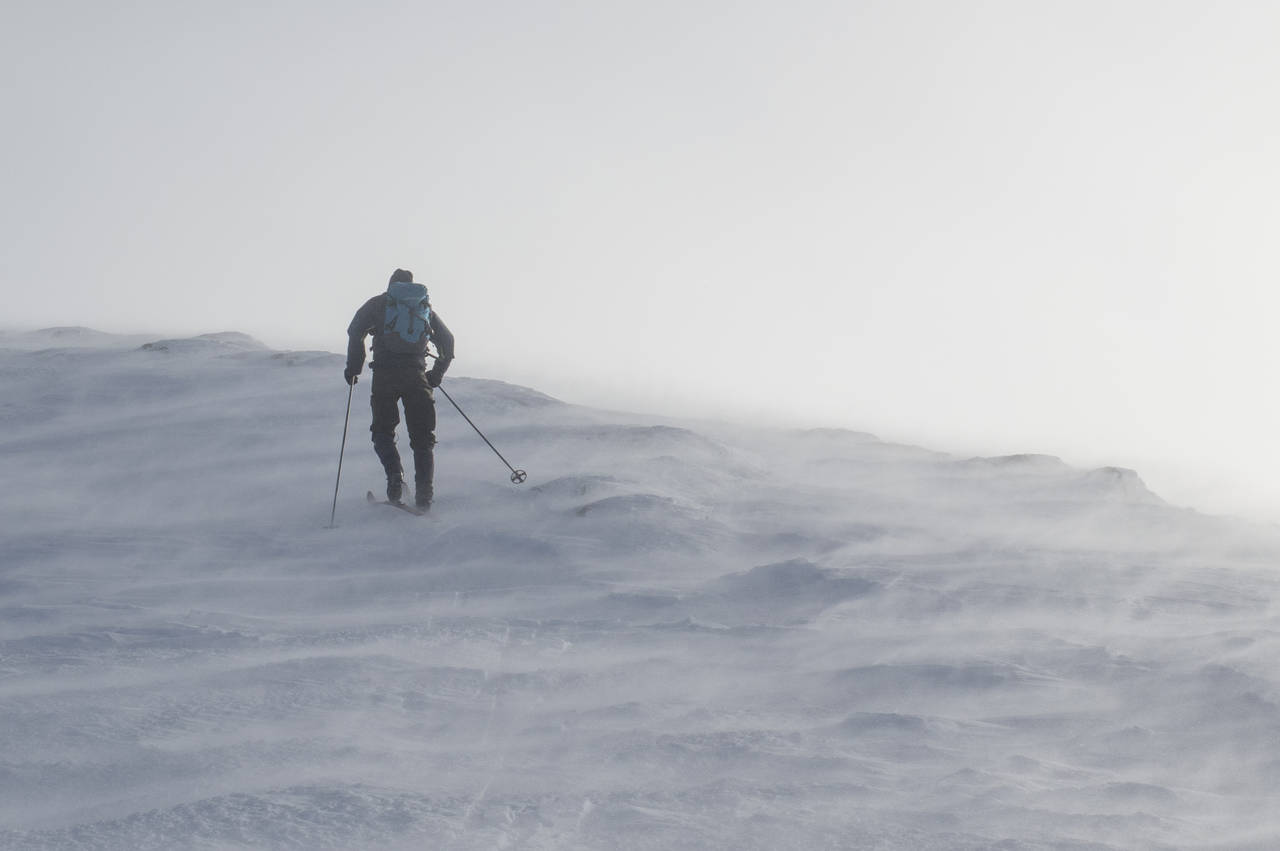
[2,329,1280,850]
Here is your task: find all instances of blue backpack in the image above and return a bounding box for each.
[382,281,432,354]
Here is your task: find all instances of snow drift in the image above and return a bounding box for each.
[1,328,1279,850]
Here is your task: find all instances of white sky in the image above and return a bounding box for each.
[3,1,1279,520]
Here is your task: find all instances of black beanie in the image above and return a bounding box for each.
[389,268,413,284]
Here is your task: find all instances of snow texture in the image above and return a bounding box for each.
[2,328,1280,850]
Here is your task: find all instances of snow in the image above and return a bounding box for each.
[2,329,1280,849]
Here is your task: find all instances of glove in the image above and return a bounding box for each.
[344,367,359,386]
[425,369,442,388]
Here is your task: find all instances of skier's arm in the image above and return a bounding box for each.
[345,297,380,377]
[428,313,454,382]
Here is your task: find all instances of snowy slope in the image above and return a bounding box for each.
[2,329,1279,850]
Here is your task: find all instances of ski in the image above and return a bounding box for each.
[366,490,427,516]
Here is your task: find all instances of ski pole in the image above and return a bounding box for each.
[436,383,528,484]
[327,382,355,527]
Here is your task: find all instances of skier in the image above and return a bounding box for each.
[345,268,454,511]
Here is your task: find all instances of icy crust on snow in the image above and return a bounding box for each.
[2,330,1280,849]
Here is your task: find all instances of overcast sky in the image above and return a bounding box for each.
[3,1,1278,520]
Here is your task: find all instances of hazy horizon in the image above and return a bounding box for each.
[4,1,1278,521]
[0,319,1265,527]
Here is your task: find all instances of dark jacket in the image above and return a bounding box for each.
[346,294,455,376]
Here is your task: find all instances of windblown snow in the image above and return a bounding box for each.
[2,329,1279,850]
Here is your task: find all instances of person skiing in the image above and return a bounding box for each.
[345,268,454,511]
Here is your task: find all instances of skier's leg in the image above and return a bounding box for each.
[411,444,434,509]
[369,369,405,501]
[403,370,437,509]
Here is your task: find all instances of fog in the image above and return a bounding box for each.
[3,2,1279,521]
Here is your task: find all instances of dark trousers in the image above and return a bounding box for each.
[369,366,436,498]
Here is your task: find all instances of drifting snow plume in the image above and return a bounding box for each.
[0,326,155,350]
[0,330,1277,850]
